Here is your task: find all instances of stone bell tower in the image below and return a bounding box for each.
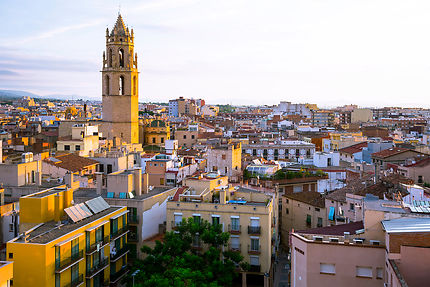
[101,14,139,144]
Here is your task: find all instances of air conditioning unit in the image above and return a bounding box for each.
[370,240,380,246]
[353,238,364,244]
[329,237,339,243]
[313,236,323,242]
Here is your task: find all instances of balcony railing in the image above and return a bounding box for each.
[249,264,261,273]
[110,266,129,284]
[111,246,129,262]
[56,250,84,273]
[111,226,129,241]
[64,274,84,287]
[86,257,109,278]
[228,244,241,252]
[248,226,261,235]
[128,214,139,224]
[248,245,261,254]
[128,232,139,243]
[228,224,241,234]
[86,236,110,254]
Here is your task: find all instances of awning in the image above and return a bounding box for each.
[329,207,335,221]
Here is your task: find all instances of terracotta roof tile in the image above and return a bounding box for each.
[44,153,98,173]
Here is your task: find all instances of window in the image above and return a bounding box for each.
[107,164,112,174]
[317,217,323,227]
[191,135,195,139]
[183,135,187,139]
[230,236,240,249]
[356,266,372,278]
[161,137,164,143]
[225,167,228,174]
[306,214,311,227]
[315,207,320,212]
[350,203,355,211]
[64,145,70,151]
[418,175,423,184]
[193,215,201,225]
[293,185,303,193]
[105,75,110,95]
[9,223,13,232]
[320,263,335,274]
[250,255,259,266]
[174,214,182,226]
[119,76,125,95]
[119,49,124,67]
[99,164,104,173]
[8,253,13,259]
[286,208,289,215]
[250,238,259,251]
[108,49,113,67]
[75,145,81,151]
[152,137,156,143]
[286,199,289,204]
[212,216,220,226]
[376,267,383,279]
[231,217,240,231]
[222,154,226,160]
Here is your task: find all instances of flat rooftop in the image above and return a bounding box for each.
[25,186,68,198]
[74,187,172,200]
[16,206,122,244]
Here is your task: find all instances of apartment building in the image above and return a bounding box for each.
[143,119,170,147]
[7,186,129,287]
[371,147,426,170]
[281,191,326,246]
[0,261,13,287]
[57,124,100,156]
[166,172,278,287]
[206,142,242,181]
[74,169,178,259]
[243,141,315,162]
[311,110,335,127]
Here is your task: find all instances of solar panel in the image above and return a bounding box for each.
[76,203,93,217]
[64,207,80,222]
[107,192,114,198]
[85,197,110,214]
[119,192,127,199]
[70,206,85,221]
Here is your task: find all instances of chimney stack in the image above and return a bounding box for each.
[96,172,103,195]
[65,172,74,188]
[134,167,142,196]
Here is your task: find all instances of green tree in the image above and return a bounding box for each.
[243,169,252,180]
[127,218,245,287]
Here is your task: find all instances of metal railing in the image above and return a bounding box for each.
[86,257,109,278]
[111,245,129,262]
[248,226,261,235]
[228,224,241,234]
[86,236,110,254]
[249,264,261,272]
[110,266,129,283]
[128,214,139,224]
[56,250,84,272]
[228,244,241,252]
[248,244,261,254]
[111,226,129,240]
[64,274,84,287]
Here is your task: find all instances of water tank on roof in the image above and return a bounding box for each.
[21,152,33,163]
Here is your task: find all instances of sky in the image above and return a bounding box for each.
[1,0,430,108]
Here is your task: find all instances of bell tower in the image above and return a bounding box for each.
[101,14,139,144]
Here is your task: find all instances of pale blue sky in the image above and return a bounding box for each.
[1,0,430,107]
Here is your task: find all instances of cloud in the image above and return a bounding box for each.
[1,19,105,46]
[0,70,19,76]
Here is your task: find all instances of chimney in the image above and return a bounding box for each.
[220,187,227,204]
[96,172,103,195]
[35,160,41,186]
[65,172,74,188]
[134,167,142,196]
[54,193,61,222]
[142,173,149,194]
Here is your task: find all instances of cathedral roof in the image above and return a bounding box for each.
[111,13,129,37]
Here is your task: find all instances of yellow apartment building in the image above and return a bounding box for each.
[143,119,170,147]
[0,261,13,287]
[166,172,278,287]
[7,186,129,287]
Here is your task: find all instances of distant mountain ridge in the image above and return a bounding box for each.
[0,90,40,100]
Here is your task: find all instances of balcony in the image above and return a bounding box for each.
[249,264,261,273]
[111,246,129,262]
[110,266,129,284]
[64,274,84,287]
[128,214,139,225]
[111,226,129,241]
[228,224,241,234]
[128,232,139,243]
[86,236,110,254]
[228,244,241,252]
[248,245,261,255]
[248,226,261,235]
[56,250,84,273]
[86,257,109,279]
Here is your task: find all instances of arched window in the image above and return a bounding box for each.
[133,76,137,95]
[119,76,125,95]
[108,49,113,67]
[105,75,110,95]
[119,49,124,68]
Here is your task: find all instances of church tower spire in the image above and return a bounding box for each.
[101,14,139,144]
